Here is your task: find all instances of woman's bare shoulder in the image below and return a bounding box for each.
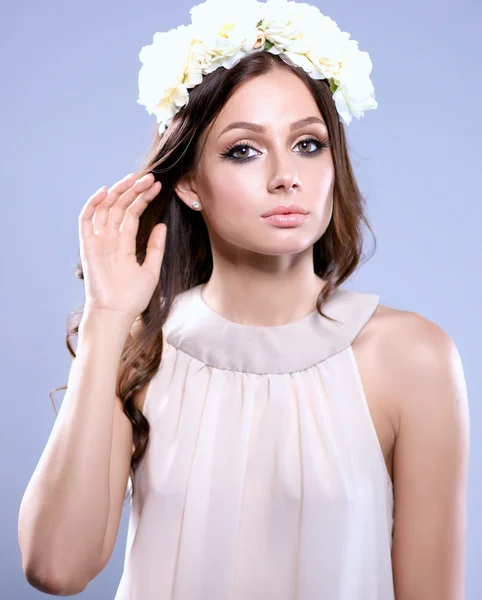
[370,302,451,349]
[366,302,457,420]
[357,301,456,431]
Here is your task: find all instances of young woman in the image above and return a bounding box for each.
[18,1,470,599]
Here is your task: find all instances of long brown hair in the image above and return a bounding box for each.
[50,51,376,502]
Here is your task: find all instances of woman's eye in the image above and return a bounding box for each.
[230,145,257,160]
[221,137,327,163]
[295,139,319,153]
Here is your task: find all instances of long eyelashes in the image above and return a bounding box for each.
[220,137,331,163]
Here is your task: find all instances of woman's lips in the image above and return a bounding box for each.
[262,213,309,227]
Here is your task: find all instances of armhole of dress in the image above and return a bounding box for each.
[346,344,394,494]
[141,338,172,419]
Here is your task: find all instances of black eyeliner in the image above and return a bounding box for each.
[219,137,331,163]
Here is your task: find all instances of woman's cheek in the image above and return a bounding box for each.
[211,179,254,215]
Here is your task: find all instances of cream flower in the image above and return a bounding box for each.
[190,0,262,72]
[260,0,350,83]
[333,43,377,124]
[136,0,378,133]
[304,30,352,81]
[137,25,196,131]
[261,0,336,55]
[253,29,267,50]
[186,39,211,84]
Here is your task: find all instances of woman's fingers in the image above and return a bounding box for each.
[78,172,162,253]
[77,172,167,319]
[118,181,162,252]
[79,186,109,239]
[92,173,138,233]
[107,173,156,231]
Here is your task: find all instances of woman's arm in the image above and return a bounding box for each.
[18,309,135,595]
[384,313,470,600]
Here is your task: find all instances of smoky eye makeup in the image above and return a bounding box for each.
[219,135,332,163]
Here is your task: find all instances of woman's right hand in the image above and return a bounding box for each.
[78,172,167,323]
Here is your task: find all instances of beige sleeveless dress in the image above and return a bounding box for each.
[115,283,395,600]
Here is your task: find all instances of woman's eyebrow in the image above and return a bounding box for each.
[218,116,326,138]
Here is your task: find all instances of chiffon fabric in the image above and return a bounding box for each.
[115,283,395,600]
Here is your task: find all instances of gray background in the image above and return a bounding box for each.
[1,0,480,598]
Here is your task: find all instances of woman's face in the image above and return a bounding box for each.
[175,67,335,259]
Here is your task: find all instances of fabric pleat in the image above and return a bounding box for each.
[115,284,395,600]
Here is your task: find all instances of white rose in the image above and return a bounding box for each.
[136,0,378,131]
[304,30,352,80]
[137,24,195,131]
[260,0,348,81]
[190,0,262,71]
[260,0,331,54]
[333,47,377,124]
[185,39,211,86]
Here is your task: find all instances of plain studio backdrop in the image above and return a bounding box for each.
[1,0,480,598]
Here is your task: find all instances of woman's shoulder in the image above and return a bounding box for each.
[354,300,456,429]
[368,302,452,351]
[360,301,455,375]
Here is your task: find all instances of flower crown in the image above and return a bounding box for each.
[137,0,377,136]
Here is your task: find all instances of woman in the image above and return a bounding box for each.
[18,1,470,598]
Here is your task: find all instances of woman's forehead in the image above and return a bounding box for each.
[206,79,321,141]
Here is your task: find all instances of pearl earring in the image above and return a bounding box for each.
[192,201,200,210]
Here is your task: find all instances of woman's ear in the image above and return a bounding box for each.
[175,173,202,210]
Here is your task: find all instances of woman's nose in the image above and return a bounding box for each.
[267,154,303,192]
